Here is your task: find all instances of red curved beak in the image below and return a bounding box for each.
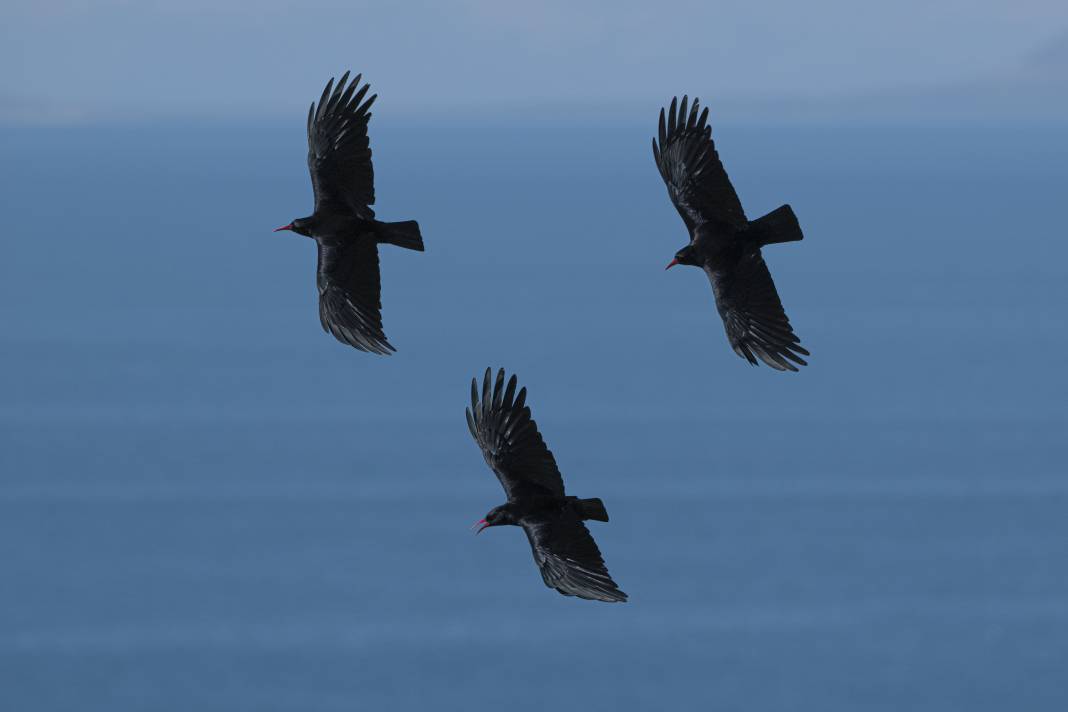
[665,258,679,270]
[273,223,294,233]
[472,519,489,535]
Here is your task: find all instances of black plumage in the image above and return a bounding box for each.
[466,369,627,603]
[653,96,809,371]
[275,72,424,355]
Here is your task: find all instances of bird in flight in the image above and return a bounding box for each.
[466,368,627,603]
[274,72,423,355]
[653,96,809,371]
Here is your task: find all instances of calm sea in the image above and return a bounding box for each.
[1,120,1066,710]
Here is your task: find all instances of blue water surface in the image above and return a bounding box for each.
[1,120,1066,711]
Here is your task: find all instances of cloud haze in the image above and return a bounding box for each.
[3,0,1066,122]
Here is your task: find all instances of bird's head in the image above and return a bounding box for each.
[666,245,700,270]
[473,505,516,534]
[273,217,313,237]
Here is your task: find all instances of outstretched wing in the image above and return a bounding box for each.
[307,71,377,218]
[522,513,627,603]
[705,253,808,371]
[652,96,747,233]
[466,368,566,501]
[316,236,394,355]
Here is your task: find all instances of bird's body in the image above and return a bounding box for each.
[487,496,606,532]
[654,96,809,371]
[467,369,627,603]
[275,72,423,355]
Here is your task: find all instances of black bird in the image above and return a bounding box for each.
[653,96,809,371]
[274,72,423,355]
[466,369,627,603]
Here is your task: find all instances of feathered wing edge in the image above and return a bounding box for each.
[307,71,377,155]
[319,286,395,355]
[651,95,747,230]
[652,95,711,184]
[316,239,395,356]
[307,71,378,213]
[527,518,628,603]
[465,368,566,499]
[707,255,809,371]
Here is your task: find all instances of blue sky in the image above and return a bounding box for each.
[3,0,1067,122]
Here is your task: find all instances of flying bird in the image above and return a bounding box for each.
[653,96,809,371]
[466,368,627,603]
[274,72,423,355]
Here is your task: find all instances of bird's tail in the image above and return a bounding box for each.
[376,220,424,251]
[578,498,610,522]
[747,204,803,247]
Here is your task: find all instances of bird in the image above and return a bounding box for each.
[653,96,809,371]
[274,71,423,355]
[466,368,627,603]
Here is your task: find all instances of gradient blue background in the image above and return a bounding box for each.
[2,3,1067,710]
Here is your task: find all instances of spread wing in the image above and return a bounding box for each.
[705,253,808,371]
[466,368,566,501]
[652,96,747,233]
[522,513,627,603]
[316,236,394,355]
[307,71,376,219]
